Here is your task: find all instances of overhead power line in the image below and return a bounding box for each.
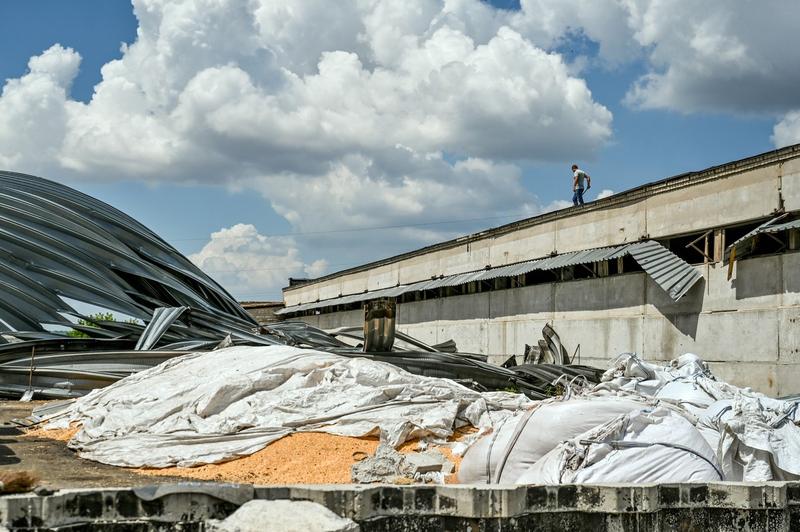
[165,211,532,243]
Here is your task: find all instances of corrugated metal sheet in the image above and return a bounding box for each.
[759,218,800,234]
[0,170,260,342]
[135,307,188,350]
[627,241,703,301]
[278,240,704,314]
[726,215,799,261]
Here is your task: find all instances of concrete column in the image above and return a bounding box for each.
[789,229,800,250]
[714,228,726,262]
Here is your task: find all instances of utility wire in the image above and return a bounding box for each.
[165,211,531,242]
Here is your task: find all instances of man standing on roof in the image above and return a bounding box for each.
[571,164,591,206]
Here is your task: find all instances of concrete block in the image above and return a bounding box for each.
[489,283,554,318]
[781,251,800,305]
[554,275,645,316]
[781,157,800,211]
[645,165,781,238]
[554,202,646,254]
[206,500,360,532]
[778,308,800,364]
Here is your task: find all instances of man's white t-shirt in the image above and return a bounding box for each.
[573,169,588,189]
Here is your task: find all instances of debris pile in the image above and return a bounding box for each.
[459,352,800,483]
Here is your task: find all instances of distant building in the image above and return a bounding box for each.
[239,301,284,324]
[277,144,800,396]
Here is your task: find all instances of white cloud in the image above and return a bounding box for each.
[0,45,79,173]
[189,224,327,299]
[596,188,614,199]
[773,112,800,148]
[621,0,800,115]
[0,0,613,182]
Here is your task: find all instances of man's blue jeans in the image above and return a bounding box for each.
[572,187,585,206]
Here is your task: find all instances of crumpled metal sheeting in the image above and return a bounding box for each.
[0,338,186,398]
[135,307,189,350]
[627,240,703,301]
[278,240,703,315]
[0,171,256,337]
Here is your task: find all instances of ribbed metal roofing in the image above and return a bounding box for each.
[277,240,703,315]
[627,240,703,301]
[726,215,800,260]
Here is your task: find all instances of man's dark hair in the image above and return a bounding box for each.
[571,164,578,170]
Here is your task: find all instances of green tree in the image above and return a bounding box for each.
[66,312,116,338]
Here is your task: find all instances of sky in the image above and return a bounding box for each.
[1,0,798,301]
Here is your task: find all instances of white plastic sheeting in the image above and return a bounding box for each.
[458,396,652,484]
[45,345,532,468]
[598,353,800,482]
[516,408,722,484]
[458,352,800,484]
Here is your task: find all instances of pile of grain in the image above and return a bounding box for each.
[26,422,473,485]
[135,430,471,485]
[24,424,80,442]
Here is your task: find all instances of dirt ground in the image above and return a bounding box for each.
[1,400,469,489]
[0,400,199,489]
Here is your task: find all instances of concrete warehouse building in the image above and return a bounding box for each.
[277,144,800,396]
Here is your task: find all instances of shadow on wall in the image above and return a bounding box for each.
[661,278,705,340]
[733,253,800,300]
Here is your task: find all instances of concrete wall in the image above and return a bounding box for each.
[284,149,800,307]
[6,483,800,531]
[296,251,800,397]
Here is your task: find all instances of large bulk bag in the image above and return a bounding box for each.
[458,396,647,484]
[516,407,722,484]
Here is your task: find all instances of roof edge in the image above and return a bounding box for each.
[284,143,800,293]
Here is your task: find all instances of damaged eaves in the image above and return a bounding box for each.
[725,213,800,263]
[277,240,703,317]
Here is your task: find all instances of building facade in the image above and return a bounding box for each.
[278,145,800,395]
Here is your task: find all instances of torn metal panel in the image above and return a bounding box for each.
[627,240,703,301]
[135,307,189,350]
[725,214,799,262]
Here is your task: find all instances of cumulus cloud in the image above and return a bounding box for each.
[596,188,614,200]
[0,0,613,182]
[189,224,328,299]
[621,0,800,115]
[0,45,79,173]
[773,112,800,148]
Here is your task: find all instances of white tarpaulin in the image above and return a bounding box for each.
[516,408,723,484]
[599,353,800,482]
[45,345,531,468]
[458,395,653,484]
[457,352,800,484]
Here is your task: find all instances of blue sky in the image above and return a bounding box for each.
[0,0,796,300]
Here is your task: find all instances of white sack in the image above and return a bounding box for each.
[596,352,800,482]
[457,396,648,484]
[50,346,531,468]
[517,407,723,484]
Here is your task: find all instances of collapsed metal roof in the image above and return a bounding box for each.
[277,240,703,316]
[0,170,258,338]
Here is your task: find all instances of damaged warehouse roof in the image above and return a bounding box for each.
[0,170,604,400]
[276,239,703,316]
[0,170,260,339]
